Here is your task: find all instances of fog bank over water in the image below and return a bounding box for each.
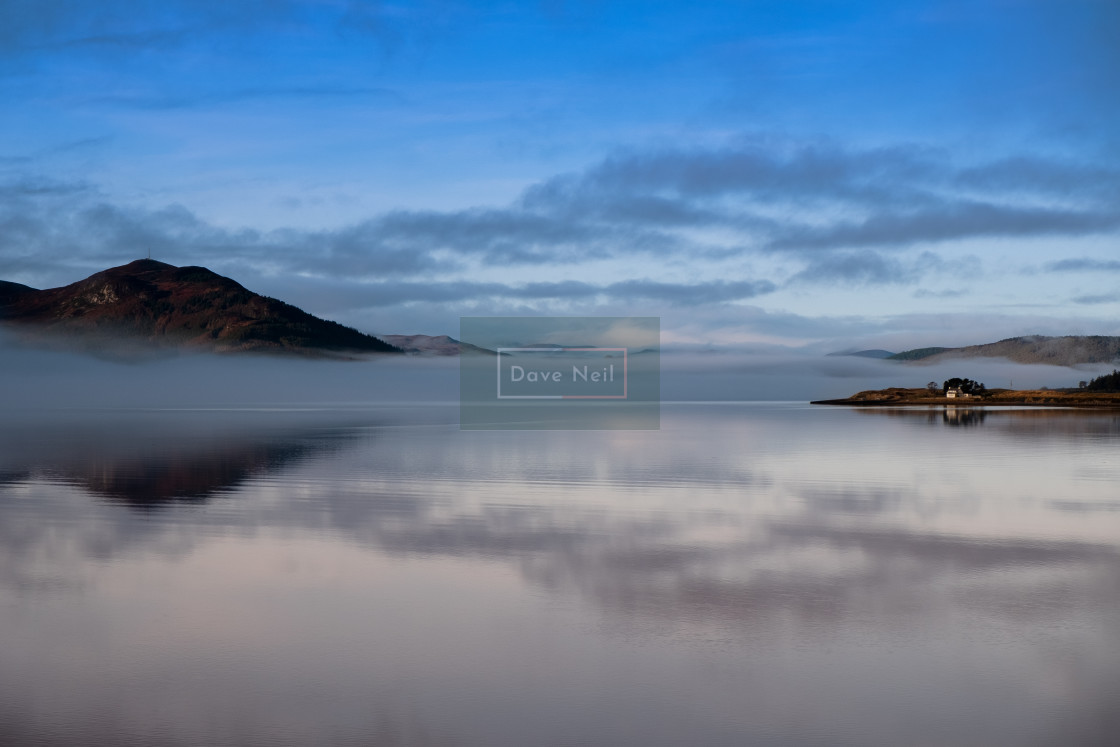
[0,339,1110,409]
[0,342,460,410]
[660,352,1112,401]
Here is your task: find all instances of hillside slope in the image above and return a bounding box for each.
[890,336,1120,366]
[0,259,400,358]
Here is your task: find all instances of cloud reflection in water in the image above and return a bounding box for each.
[0,404,1118,746]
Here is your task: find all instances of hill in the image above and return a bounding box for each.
[0,280,37,306]
[887,336,1120,366]
[888,347,950,361]
[380,334,494,356]
[0,259,400,358]
[827,349,896,359]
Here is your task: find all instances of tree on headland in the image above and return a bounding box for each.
[943,377,985,395]
[927,381,939,393]
[1085,370,1120,392]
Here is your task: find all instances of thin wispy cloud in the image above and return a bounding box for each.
[787,251,930,286]
[1047,258,1120,273]
[82,86,404,111]
[317,278,777,308]
[1072,292,1120,305]
[768,202,1120,251]
[0,1,443,57]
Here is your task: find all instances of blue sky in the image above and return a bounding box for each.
[1,0,1118,351]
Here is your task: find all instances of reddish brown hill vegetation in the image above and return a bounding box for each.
[0,259,399,357]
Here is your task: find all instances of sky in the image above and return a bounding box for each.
[1,0,1118,353]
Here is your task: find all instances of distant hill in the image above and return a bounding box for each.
[380,334,493,356]
[888,347,950,361]
[828,349,896,359]
[888,336,1120,366]
[0,259,400,358]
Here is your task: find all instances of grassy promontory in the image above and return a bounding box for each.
[811,387,1120,407]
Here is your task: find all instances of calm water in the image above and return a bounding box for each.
[1,403,1118,746]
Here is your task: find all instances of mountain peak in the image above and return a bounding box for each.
[121,258,175,271]
[0,262,400,359]
[87,258,178,282]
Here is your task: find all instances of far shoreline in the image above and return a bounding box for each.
[811,387,1120,409]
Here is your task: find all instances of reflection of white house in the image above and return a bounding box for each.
[945,387,971,399]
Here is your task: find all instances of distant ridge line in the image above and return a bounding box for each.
[874,336,1120,367]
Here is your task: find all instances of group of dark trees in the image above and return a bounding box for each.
[942,377,985,395]
[924,378,986,395]
[925,371,1120,394]
[1085,370,1120,391]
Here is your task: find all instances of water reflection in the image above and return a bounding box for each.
[858,404,1120,435]
[0,404,1118,746]
[942,406,986,426]
[865,406,991,427]
[70,439,343,507]
[0,411,386,507]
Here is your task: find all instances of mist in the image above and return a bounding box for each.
[660,350,1107,401]
[2,336,1109,411]
[0,341,460,411]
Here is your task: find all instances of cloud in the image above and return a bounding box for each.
[0,180,711,285]
[520,138,1120,255]
[303,278,776,308]
[1047,258,1120,273]
[787,251,924,285]
[3,134,1119,321]
[913,288,967,299]
[0,176,93,197]
[0,1,264,54]
[41,135,114,155]
[1072,292,1120,306]
[360,140,1119,268]
[525,139,948,206]
[768,202,1120,252]
[607,278,775,305]
[0,1,443,57]
[357,208,608,265]
[956,157,1120,201]
[83,85,403,111]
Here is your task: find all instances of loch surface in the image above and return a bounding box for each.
[1,403,1118,746]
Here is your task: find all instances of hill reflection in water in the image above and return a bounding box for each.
[0,410,377,507]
